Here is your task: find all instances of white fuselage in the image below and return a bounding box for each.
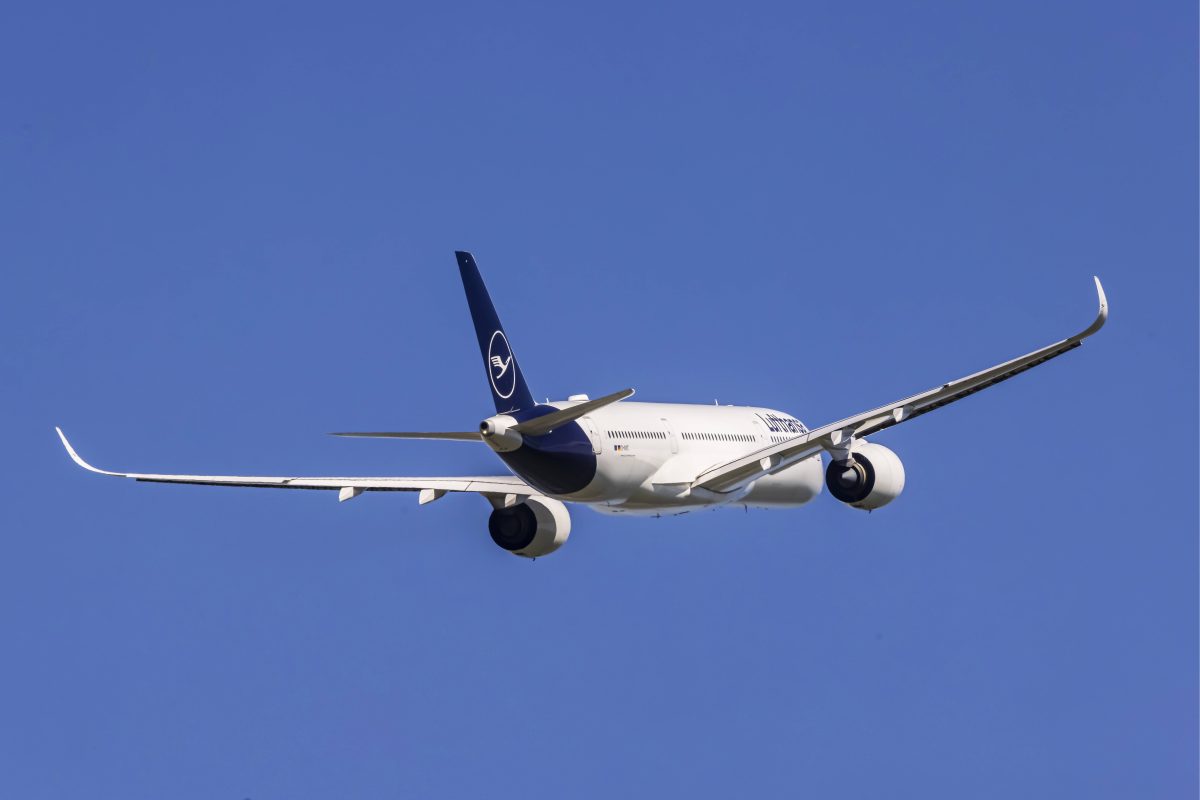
[544,400,823,515]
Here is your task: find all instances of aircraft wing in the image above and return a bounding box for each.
[692,277,1108,494]
[56,428,534,502]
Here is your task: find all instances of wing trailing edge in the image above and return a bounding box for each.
[54,427,533,498]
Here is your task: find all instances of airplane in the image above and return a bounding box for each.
[56,252,1109,558]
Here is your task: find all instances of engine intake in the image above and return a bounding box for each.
[825,442,905,510]
[488,496,571,558]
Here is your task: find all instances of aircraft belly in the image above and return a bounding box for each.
[582,455,824,514]
[559,443,665,503]
[741,455,824,507]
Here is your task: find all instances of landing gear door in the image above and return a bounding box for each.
[581,416,602,455]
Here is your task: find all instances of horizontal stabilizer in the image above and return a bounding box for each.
[331,431,482,441]
[511,388,635,436]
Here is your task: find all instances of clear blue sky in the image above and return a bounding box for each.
[2,1,1195,796]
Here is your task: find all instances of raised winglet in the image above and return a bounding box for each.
[55,427,123,476]
[1077,276,1109,341]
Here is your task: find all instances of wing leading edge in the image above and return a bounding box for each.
[693,277,1109,494]
[55,428,533,501]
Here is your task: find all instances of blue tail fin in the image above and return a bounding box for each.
[456,251,536,413]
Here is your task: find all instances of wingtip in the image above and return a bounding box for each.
[55,427,110,475]
[1079,276,1108,339]
[55,426,87,469]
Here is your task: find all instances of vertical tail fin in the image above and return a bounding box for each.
[456,251,537,413]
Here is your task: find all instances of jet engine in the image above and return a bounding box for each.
[825,442,906,510]
[487,496,571,558]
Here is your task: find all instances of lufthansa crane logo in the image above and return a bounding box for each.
[487,330,516,399]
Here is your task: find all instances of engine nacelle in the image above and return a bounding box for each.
[825,442,906,510]
[487,496,571,558]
